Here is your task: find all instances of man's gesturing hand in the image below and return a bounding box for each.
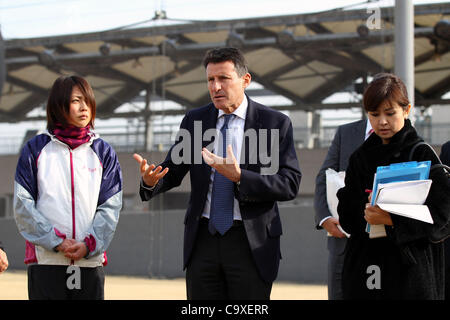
[0,249,8,273]
[133,153,169,187]
[202,145,241,183]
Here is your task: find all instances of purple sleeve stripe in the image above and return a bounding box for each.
[90,139,123,206]
[15,134,51,201]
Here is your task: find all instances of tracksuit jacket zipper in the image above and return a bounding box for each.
[69,148,75,265]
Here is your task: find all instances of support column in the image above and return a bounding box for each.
[394,0,415,110]
[0,29,5,100]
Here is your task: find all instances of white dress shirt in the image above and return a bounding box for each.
[201,97,248,221]
[365,119,374,140]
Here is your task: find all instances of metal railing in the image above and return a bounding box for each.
[0,123,448,156]
[0,136,23,154]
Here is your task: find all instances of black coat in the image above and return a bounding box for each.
[439,141,450,300]
[337,119,449,299]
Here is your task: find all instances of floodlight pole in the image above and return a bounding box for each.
[144,86,153,152]
[394,0,415,108]
[0,29,5,102]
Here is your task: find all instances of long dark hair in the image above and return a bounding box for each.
[46,75,96,130]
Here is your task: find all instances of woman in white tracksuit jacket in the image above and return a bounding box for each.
[14,75,122,300]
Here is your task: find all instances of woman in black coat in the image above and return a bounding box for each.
[337,73,449,299]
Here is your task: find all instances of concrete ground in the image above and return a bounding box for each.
[0,269,327,300]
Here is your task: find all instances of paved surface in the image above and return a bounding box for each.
[0,269,327,300]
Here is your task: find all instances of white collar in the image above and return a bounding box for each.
[365,119,373,140]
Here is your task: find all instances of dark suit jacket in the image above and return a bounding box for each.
[314,119,366,254]
[140,96,302,283]
[440,141,450,166]
[439,141,450,270]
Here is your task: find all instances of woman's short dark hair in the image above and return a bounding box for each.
[363,73,410,112]
[202,47,248,77]
[46,75,96,130]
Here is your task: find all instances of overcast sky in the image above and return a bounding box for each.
[1,0,448,39]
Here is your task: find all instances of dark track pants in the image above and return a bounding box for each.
[27,264,104,300]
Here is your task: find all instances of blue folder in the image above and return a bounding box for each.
[366,160,431,233]
[370,160,431,206]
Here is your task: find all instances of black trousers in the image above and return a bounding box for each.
[186,218,272,300]
[327,249,345,300]
[27,264,104,300]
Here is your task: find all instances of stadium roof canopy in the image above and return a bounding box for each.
[1,2,450,123]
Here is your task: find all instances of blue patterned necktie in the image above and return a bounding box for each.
[209,114,235,235]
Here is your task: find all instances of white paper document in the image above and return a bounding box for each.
[375,180,432,205]
[377,203,434,224]
[374,179,433,224]
[368,224,388,239]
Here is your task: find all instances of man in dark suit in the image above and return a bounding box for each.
[440,140,450,300]
[441,141,450,166]
[314,119,372,299]
[133,47,301,299]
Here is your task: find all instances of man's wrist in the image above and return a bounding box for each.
[141,178,156,191]
[319,216,333,227]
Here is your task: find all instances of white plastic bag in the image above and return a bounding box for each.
[325,168,350,238]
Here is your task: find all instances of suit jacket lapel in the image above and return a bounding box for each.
[241,96,260,171]
[200,104,218,175]
[203,103,219,134]
[354,119,367,144]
